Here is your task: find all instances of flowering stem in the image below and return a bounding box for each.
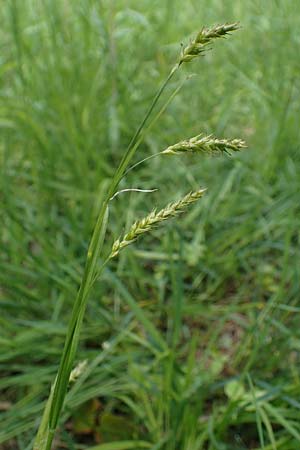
[34,63,180,450]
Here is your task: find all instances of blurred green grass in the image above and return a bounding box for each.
[1,0,300,449]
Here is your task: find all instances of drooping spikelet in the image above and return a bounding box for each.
[110,189,206,258]
[162,134,247,156]
[180,23,239,64]
[69,360,87,383]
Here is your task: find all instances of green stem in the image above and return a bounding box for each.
[123,152,163,177]
[108,63,179,195]
[35,63,179,450]
[123,71,189,178]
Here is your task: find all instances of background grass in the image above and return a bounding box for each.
[1,0,300,449]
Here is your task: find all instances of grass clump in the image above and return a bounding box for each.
[2,1,300,449]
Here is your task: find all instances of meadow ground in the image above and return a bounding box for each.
[1,1,300,449]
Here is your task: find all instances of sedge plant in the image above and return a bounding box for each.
[34,23,245,450]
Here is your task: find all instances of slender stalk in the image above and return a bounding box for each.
[35,63,179,450]
[123,72,189,178]
[123,152,163,177]
[110,63,179,193]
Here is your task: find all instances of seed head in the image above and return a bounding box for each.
[162,134,247,156]
[69,360,87,383]
[180,23,240,64]
[110,189,206,258]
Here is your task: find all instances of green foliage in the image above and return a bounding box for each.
[1,1,300,449]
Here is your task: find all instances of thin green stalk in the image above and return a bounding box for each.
[123,74,190,178]
[110,63,179,193]
[247,373,265,449]
[123,152,163,178]
[35,64,179,450]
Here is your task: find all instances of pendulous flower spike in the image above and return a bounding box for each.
[180,22,240,64]
[162,134,247,156]
[110,189,206,258]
